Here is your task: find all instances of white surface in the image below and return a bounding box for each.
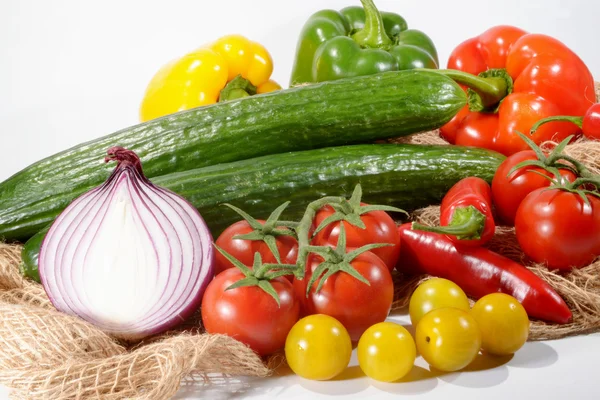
[1,0,600,399]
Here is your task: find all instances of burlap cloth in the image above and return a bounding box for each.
[1,85,599,399]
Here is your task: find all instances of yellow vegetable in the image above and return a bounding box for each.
[140,34,281,121]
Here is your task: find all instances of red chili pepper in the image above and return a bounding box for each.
[436,25,595,156]
[412,177,495,247]
[531,103,600,141]
[397,223,572,324]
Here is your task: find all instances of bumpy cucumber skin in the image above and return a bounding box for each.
[0,70,465,241]
[155,143,504,234]
[19,143,504,277]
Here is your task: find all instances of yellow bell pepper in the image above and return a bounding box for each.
[140,34,282,122]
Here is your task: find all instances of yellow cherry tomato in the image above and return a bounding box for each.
[416,307,481,372]
[471,293,529,355]
[285,314,352,381]
[140,35,280,122]
[409,278,470,327]
[357,322,416,382]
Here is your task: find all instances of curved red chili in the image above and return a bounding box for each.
[412,177,495,246]
[397,223,572,324]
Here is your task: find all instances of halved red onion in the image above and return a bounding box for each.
[39,147,213,340]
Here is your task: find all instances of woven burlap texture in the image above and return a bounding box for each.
[1,84,599,400]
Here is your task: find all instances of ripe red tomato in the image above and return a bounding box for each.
[515,188,600,270]
[311,204,400,272]
[293,251,394,342]
[491,150,576,225]
[582,103,600,140]
[201,268,300,356]
[214,220,298,276]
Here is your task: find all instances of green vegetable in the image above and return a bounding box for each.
[20,143,505,275]
[20,225,49,283]
[0,70,465,241]
[290,0,438,86]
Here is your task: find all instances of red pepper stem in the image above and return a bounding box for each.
[411,205,486,241]
[434,69,509,109]
[530,115,583,133]
[352,0,393,49]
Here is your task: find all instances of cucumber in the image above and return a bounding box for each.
[0,70,466,241]
[20,143,504,278]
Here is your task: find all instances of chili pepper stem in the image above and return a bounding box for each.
[412,206,486,240]
[427,69,512,111]
[352,0,393,49]
[531,115,583,133]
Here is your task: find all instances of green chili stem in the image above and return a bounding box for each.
[433,69,508,108]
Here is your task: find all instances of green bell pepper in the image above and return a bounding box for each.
[290,0,439,86]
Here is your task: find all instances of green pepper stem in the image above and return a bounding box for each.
[411,206,486,240]
[352,0,393,49]
[433,69,509,109]
[530,115,583,133]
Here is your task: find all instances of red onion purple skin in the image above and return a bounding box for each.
[39,147,214,340]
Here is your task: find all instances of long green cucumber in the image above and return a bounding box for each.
[0,70,465,241]
[20,143,504,279]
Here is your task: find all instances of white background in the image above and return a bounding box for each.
[1,0,599,399]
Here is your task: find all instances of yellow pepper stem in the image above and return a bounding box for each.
[219,75,258,102]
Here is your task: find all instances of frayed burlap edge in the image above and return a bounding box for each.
[0,83,598,400]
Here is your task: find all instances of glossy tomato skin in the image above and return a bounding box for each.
[492,150,577,225]
[214,220,298,275]
[515,188,600,270]
[285,314,352,381]
[201,268,299,356]
[583,103,600,140]
[409,278,470,327]
[293,251,393,342]
[312,204,400,272]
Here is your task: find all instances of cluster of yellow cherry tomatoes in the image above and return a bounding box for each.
[285,278,530,382]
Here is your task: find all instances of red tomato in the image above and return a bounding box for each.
[311,204,400,272]
[583,103,600,140]
[293,251,394,342]
[515,188,600,270]
[492,150,577,225]
[201,268,300,356]
[214,220,298,276]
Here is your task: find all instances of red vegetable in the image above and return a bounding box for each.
[439,25,595,156]
[397,223,572,324]
[491,133,577,226]
[310,185,402,272]
[294,225,394,341]
[531,103,600,141]
[202,248,300,356]
[412,177,495,246]
[515,184,600,270]
[214,202,298,278]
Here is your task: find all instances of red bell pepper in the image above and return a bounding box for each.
[437,25,595,156]
[531,103,600,141]
[412,177,495,246]
[397,223,572,324]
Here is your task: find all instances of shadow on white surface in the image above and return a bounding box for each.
[371,365,439,395]
[507,342,559,369]
[440,353,513,388]
[298,365,370,395]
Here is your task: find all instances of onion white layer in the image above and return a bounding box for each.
[39,147,214,340]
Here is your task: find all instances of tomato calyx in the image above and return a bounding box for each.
[412,205,486,240]
[218,74,257,102]
[214,245,299,306]
[545,175,600,206]
[294,184,406,277]
[507,132,583,179]
[303,224,391,296]
[224,201,298,264]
